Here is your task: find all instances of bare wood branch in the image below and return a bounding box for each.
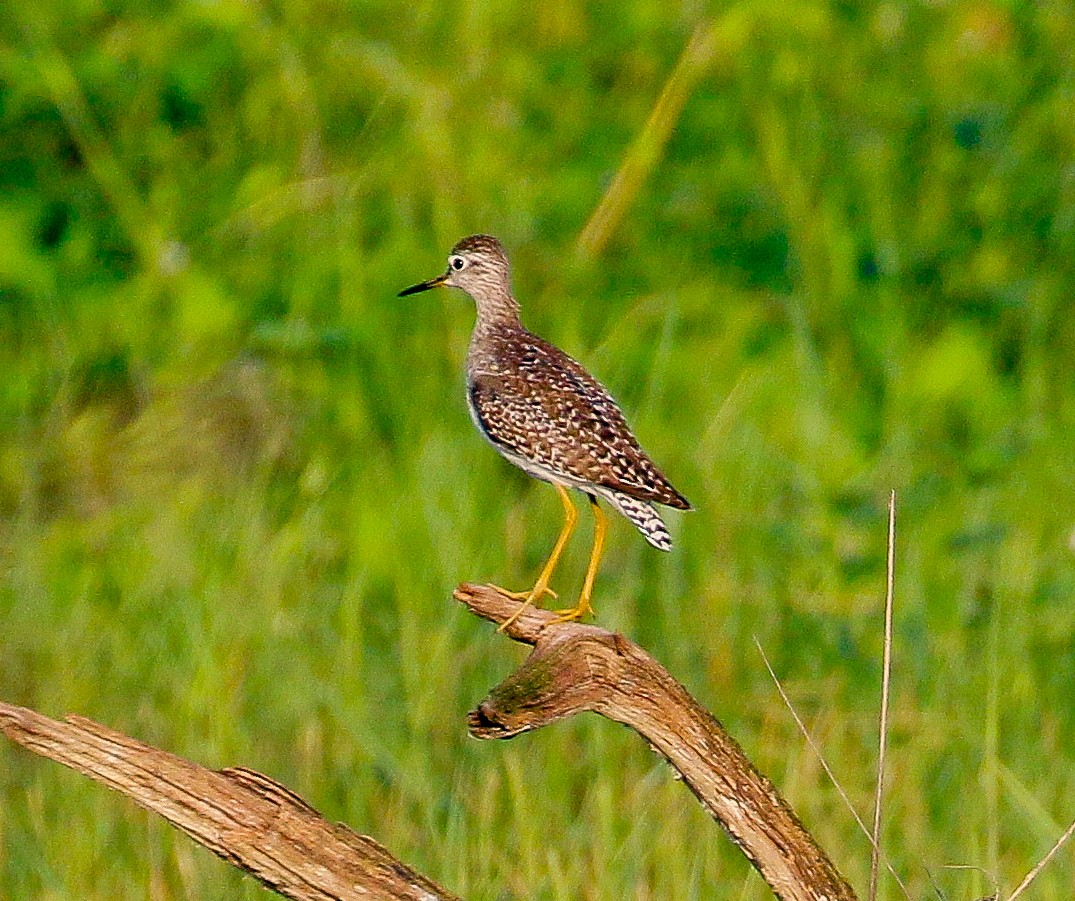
[0,702,459,901]
[456,582,859,901]
[2,584,862,901]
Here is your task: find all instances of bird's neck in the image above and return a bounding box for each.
[468,307,529,373]
[473,292,523,331]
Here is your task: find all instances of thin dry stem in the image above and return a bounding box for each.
[939,864,999,901]
[869,490,896,901]
[1006,816,1075,900]
[754,639,910,900]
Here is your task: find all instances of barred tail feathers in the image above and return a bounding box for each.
[602,490,672,551]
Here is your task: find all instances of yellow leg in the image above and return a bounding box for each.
[495,484,577,631]
[549,494,606,624]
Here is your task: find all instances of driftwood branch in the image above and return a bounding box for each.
[0,702,459,901]
[2,583,858,901]
[457,582,858,901]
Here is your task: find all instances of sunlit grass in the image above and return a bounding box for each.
[1,1,1074,899]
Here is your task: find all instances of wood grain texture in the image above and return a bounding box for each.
[457,582,859,901]
[0,702,458,901]
[0,586,858,901]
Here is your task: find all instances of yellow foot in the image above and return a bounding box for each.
[491,583,558,633]
[489,584,558,603]
[543,601,595,627]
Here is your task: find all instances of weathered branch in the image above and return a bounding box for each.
[456,582,858,901]
[2,584,858,901]
[0,702,459,901]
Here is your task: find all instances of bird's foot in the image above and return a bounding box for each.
[490,583,558,633]
[489,584,558,603]
[543,599,595,627]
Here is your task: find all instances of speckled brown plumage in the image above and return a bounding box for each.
[399,234,691,621]
[467,324,689,509]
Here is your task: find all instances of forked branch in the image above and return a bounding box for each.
[1,584,858,901]
[457,582,858,901]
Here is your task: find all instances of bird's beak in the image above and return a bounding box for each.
[398,272,449,297]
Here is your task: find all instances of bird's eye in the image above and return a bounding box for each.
[450,256,466,271]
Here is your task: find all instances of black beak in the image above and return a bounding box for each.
[398,273,449,297]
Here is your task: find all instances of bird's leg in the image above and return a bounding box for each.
[548,494,606,625]
[494,484,577,630]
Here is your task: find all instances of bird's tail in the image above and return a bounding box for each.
[603,490,672,551]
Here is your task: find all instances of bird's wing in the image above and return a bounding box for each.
[468,337,690,509]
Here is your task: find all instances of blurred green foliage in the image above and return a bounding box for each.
[1,0,1074,899]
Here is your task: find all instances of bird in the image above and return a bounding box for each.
[398,234,690,626]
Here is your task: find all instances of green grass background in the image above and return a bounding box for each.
[1,1,1074,898]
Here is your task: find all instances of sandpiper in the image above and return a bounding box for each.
[399,235,690,624]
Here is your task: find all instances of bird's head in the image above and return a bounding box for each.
[398,235,515,314]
